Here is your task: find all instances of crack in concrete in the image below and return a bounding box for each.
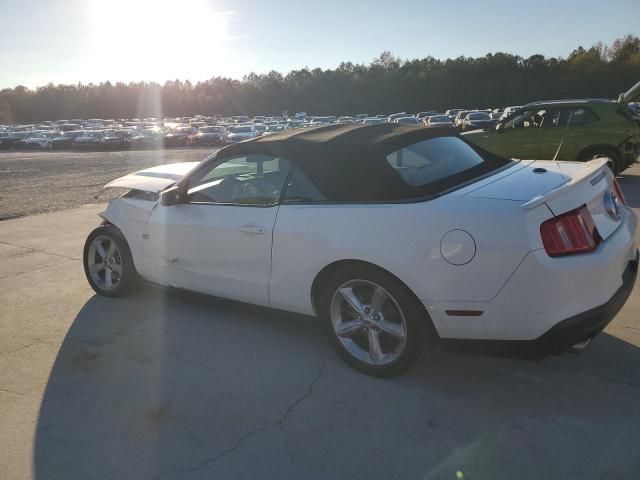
[0,334,62,358]
[147,424,273,480]
[277,361,325,428]
[148,361,326,480]
[0,240,81,262]
[283,431,297,470]
[277,361,326,477]
[619,324,640,332]
[348,462,367,480]
[0,258,73,279]
[0,387,30,398]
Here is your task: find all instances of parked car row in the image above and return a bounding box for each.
[2,84,640,175]
[0,109,505,153]
[0,124,255,151]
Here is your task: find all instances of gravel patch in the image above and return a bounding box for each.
[0,148,219,220]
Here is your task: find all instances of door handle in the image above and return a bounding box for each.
[238,224,266,236]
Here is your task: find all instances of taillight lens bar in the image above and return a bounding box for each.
[540,205,602,257]
[612,177,627,205]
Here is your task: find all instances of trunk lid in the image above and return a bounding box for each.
[456,159,623,240]
[453,160,570,201]
[103,162,199,193]
[523,159,623,241]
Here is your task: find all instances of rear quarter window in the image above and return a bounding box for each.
[291,136,510,203]
[386,137,485,187]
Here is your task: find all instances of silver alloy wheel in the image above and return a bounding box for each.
[329,279,407,366]
[86,235,123,291]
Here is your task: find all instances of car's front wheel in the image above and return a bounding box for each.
[318,265,429,377]
[83,225,139,297]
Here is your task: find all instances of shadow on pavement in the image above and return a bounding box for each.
[34,287,640,480]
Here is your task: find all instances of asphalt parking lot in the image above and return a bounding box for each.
[1,167,640,480]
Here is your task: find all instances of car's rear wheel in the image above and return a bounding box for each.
[83,225,138,297]
[318,265,428,377]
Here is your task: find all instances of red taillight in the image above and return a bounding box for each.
[540,205,602,257]
[612,178,627,205]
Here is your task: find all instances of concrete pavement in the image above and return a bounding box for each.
[1,170,640,480]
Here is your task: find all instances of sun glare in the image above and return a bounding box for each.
[87,0,234,83]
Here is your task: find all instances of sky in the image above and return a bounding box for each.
[0,0,638,89]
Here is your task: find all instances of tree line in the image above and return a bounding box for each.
[1,35,639,124]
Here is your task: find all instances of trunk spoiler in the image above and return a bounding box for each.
[521,158,608,209]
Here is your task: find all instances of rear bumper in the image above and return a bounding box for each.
[534,249,637,352]
[440,251,638,357]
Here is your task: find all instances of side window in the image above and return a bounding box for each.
[538,109,562,128]
[504,110,538,129]
[565,108,598,126]
[187,155,291,206]
[282,167,326,203]
[385,137,484,187]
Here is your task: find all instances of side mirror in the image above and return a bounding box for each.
[495,123,504,132]
[160,185,184,206]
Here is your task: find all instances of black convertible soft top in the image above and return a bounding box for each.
[191,123,510,203]
[220,122,456,160]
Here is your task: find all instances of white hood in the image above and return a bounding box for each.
[103,162,200,193]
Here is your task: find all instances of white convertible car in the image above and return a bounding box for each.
[84,123,638,377]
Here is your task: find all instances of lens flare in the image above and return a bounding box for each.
[87,0,234,83]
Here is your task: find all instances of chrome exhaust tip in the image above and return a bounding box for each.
[571,338,591,352]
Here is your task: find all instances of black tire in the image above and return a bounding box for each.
[317,264,432,377]
[579,149,623,175]
[83,224,139,297]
